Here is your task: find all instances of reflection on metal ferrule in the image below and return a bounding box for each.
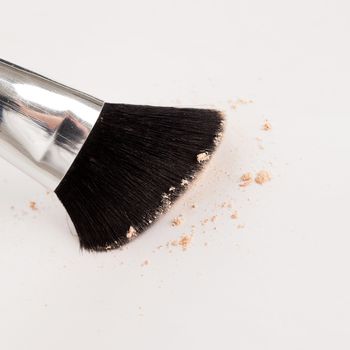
[0,59,104,190]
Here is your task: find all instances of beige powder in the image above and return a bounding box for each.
[126,226,137,239]
[262,120,272,131]
[231,210,238,219]
[172,216,183,226]
[197,152,210,163]
[240,172,253,187]
[255,170,271,185]
[178,235,192,250]
[29,201,38,211]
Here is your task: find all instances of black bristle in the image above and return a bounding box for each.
[55,103,224,251]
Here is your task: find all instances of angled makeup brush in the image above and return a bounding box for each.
[0,59,224,251]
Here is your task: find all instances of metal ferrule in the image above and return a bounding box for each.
[0,59,104,190]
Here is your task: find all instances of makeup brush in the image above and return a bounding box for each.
[0,59,224,251]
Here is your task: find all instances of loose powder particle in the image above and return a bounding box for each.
[171,216,183,226]
[141,260,149,267]
[262,120,272,131]
[181,179,189,187]
[201,218,209,225]
[255,170,271,185]
[178,235,192,250]
[231,210,238,219]
[240,172,253,187]
[126,226,137,239]
[197,152,210,163]
[229,98,253,110]
[241,172,252,182]
[29,201,38,211]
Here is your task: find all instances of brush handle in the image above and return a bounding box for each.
[0,59,104,189]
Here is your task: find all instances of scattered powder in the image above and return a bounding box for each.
[160,194,172,212]
[239,172,253,187]
[210,215,217,222]
[171,216,183,226]
[29,201,38,211]
[255,170,271,185]
[231,210,238,219]
[181,179,189,186]
[214,131,224,146]
[197,152,210,163]
[191,203,196,208]
[201,218,209,225]
[169,186,176,192]
[178,234,192,250]
[237,224,245,229]
[241,172,252,182]
[126,226,137,239]
[171,240,178,246]
[220,201,232,208]
[141,260,149,267]
[262,120,272,131]
[237,98,254,104]
[229,98,254,110]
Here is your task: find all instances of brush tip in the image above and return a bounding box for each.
[55,103,224,251]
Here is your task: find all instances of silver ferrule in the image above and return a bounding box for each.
[0,59,104,190]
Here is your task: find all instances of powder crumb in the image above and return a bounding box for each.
[237,98,253,104]
[126,226,137,239]
[262,120,272,131]
[141,260,149,267]
[229,98,254,110]
[214,131,224,146]
[160,195,172,211]
[231,210,238,219]
[171,216,183,226]
[240,172,253,187]
[181,179,189,187]
[255,170,271,185]
[197,152,210,163]
[171,240,178,246]
[237,224,245,229]
[191,203,196,209]
[169,186,176,192]
[241,172,252,182]
[220,202,232,208]
[29,201,38,211]
[201,218,209,225]
[211,215,217,222]
[178,235,192,250]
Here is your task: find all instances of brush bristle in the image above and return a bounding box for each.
[55,103,224,251]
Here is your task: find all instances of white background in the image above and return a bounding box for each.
[1,0,350,349]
